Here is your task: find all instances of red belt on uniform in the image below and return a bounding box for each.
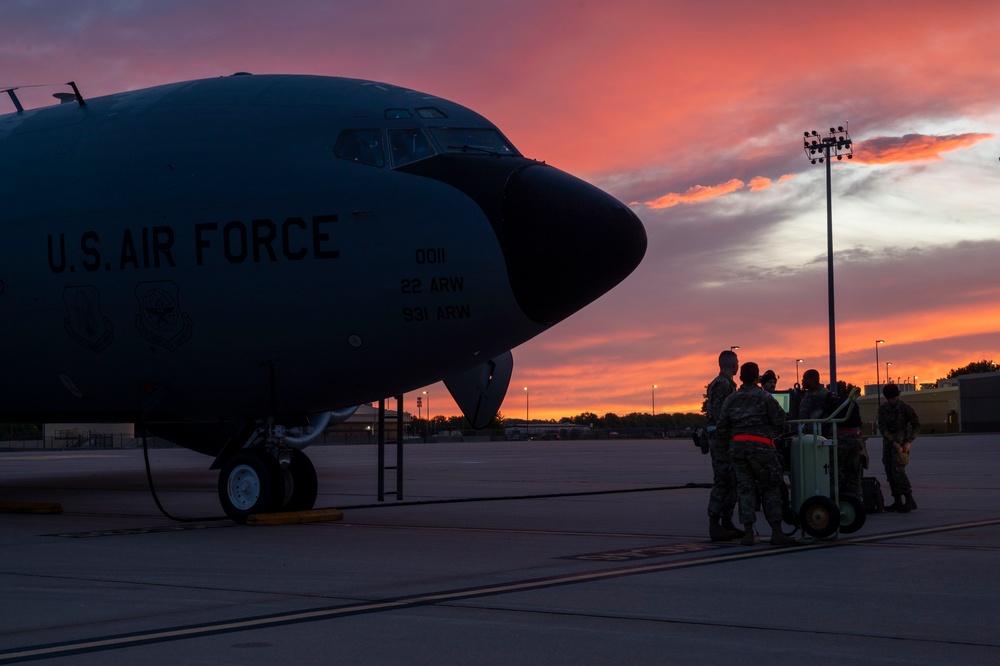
[732,434,774,447]
[839,428,862,435]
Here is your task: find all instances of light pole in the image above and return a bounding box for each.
[730,345,740,351]
[524,386,529,425]
[885,362,892,387]
[803,125,853,391]
[875,339,885,406]
[795,359,804,388]
[651,384,657,415]
[423,390,430,434]
[914,376,919,391]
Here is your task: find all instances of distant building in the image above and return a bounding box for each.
[856,373,1000,435]
[323,403,410,442]
[956,371,1000,433]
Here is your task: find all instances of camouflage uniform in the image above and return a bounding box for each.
[717,383,787,526]
[837,401,864,499]
[798,386,837,435]
[877,399,920,496]
[706,372,737,519]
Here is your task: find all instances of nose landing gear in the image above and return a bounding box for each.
[218,447,319,523]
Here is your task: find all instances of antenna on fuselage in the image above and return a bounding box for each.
[3,87,24,113]
[65,81,86,107]
[2,81,86,112]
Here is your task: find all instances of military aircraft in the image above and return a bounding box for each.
[0,74,646,522]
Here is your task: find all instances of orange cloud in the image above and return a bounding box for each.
[640,172,796,209]
[643,178,745,209]
[856,133,994,164]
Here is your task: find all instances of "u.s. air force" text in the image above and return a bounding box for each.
[46,216,339,273]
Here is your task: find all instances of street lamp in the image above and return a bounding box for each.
[730,345,740,351]
[524,386,529,425]
[651,384,657,415]
[885,362,892,388]
[875,339,885,406]
[423,390,430,434]
[803,125,853,391]
[795,359,804,388]
[914,375,919,391]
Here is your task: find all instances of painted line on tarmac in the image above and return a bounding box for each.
[44,523,231,538]
[4,517,1000,663]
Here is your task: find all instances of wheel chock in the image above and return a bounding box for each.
[0,502,63,514]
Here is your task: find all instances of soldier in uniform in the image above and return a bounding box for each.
[717,362,798,546]
[798,369,838,434]
[759,369,778,393]
[877,383,920,512]
[836,384,865,500]
[705,349,743,541]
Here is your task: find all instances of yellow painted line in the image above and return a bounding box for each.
[246,508,344,526]
[0,501,63,514]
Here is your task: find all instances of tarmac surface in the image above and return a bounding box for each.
[2,434,999,665]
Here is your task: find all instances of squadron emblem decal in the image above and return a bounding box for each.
[63,286,114,353]
[134,280,193,351]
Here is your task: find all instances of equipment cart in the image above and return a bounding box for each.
[781,387,866,539]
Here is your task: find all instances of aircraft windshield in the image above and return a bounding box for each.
[334,129,384,167]
[388,128,436,167]
[430,128,518,156]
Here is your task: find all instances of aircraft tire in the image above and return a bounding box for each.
[799,495,840,539]
[837,492,867,534]
[282,449,318,512]
[218,450,285,523]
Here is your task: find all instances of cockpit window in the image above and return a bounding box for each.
[388,128,436,167]
[416,107,447,119]
[334,129,384,167]
[429,128,518,156]
[385,108,412,119]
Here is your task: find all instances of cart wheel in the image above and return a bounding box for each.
[838,492,867,534]
[799,495,840,538]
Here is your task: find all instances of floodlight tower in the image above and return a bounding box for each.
[802,125,854,390]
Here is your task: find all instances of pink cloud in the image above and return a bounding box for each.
[748,176,772,192]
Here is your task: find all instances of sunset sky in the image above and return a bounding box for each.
[4,1,998,421]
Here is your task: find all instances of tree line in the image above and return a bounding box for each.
[3,360,992,438]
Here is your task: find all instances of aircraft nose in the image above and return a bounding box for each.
[501,163,647,325]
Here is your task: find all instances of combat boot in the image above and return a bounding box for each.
[721,514,746,537]
[768,522,800,547]
[741,524,755,546]
[708,515,725,541]
[903,494,917,511]
[709,515,742,542]
[885,494,902,512]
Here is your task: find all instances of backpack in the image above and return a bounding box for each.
[861,475,885,513]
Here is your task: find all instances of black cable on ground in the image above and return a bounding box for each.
[141,426,228,523]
